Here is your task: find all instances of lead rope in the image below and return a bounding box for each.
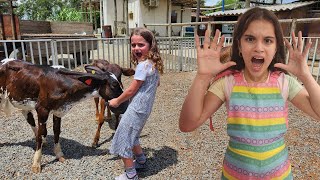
[209,116,214,131]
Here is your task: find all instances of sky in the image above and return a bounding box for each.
[205,0,220,6]
[205,0,297,6]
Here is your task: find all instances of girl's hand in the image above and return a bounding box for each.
[108,98,119,108]
[195,28,236,78]
[274,31,312,80]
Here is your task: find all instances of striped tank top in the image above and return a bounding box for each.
[222,71,293,180]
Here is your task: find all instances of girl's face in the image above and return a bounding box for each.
[131,35,151,62]
[239,19,277,82]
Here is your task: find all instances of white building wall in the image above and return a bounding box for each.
[171,6,192,36]
[128,0,192,36]
[103,0,192,37]
[128,0,143,29]
[138,0,168,36]
[102,0,125,36]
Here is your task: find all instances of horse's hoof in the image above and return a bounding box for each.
[42,137,48,146]
[31,165,41,173]
[92,142,98,148]
[58,157,65,162]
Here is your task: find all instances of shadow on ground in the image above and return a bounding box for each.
[0,135,109,159]
[138,146,178,178]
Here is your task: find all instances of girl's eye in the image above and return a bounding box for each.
[265,39,273,44]
[131,43,145,48]
[246,37,254,42]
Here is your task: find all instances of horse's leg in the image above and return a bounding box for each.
[92,99,106,148]
[101,98,111,121]
[94,97,100,123]
[53,115,65,162]
[22,110,37,137]
[22,110,47,145]
[31,106,49,173]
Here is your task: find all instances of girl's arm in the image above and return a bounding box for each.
[109,79,143,108]
[179,75,224,132]
[275,31,320,120]
[298,76,320,120]
[291,88,320,120]
[179,27,236,132]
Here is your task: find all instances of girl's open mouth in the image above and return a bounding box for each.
[251,57,264,71]
[135,52,142,58]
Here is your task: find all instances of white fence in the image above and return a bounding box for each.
[0,36,319,82]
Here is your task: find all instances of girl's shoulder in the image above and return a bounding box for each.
[136,59,156,76]
[136,59,151,69]
[281,73,303,101]
[213,69,239,81]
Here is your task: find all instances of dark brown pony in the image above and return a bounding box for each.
[86,59,135,148]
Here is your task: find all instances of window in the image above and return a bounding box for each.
[171,10,177,23]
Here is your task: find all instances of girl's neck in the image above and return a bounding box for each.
[138,58,148,63]
[243,70,269,83]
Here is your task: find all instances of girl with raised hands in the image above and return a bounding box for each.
[179,7,320,179]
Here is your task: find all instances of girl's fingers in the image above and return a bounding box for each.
[284,38,292,50]
[302,40,312,58]
[297,31,303,52]
[216,35,224,52]
[291,31,297,50]
[223,61,237,70]
[195,34,201,51]
[274,63,288,71]
[203,29,211,49]
[211,29,219,48]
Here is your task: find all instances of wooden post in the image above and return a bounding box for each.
[166,0,172,37]
[114,0,118,37]
[9,0,17,40]
[180,5,183,36]
[168,0,172,37]
[89,0,93,23]
[93,3,97,31]
[289,18,297,36]
[100,0,103,29]
[126,0,129,36]
[245,0,250,8]
[196,0,200,31]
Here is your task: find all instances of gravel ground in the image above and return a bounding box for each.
[0,71,319,179]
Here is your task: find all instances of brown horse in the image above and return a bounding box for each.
[86,59,135,148]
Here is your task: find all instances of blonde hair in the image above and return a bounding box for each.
[130,27,164,74]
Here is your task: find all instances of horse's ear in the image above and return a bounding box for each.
[84,65,104,75]
[78,74,105,87]
[122,68,135,76]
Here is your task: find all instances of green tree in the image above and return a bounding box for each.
[200,0,206,6]
[216,0,239,10]
[15,0,82,21]
[53,7,83,21]
[0,1,10,14]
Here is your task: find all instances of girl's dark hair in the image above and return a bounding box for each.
[230,7,286,73]
[130,27,164,74]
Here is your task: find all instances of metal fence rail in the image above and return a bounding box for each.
[0,36,319,82]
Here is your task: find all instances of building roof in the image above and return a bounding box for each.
[172,0,197,7]
[206,1,317,17]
